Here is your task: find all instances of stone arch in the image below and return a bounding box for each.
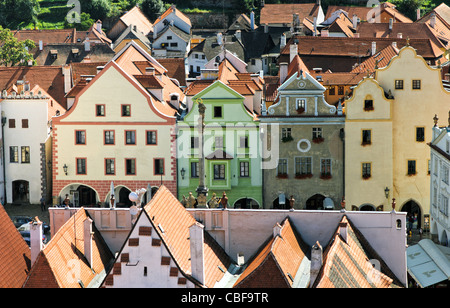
[58,183,99,207]
[306,194,326,210]
[359,203,376,211]
[233,197,260,209]
[401,199,423,230]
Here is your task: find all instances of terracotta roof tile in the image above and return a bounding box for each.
[153,5,191,27]
[0,66,67,109]
[0,204,31,288]
[314,216,403,288]
[144,185,234,288]
[260,3,321,25]
[14,29,77,44]
[325,4,412,23]
[234,218,309,288]
[23,208,114,288]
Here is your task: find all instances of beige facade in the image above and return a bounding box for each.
[345,46,450,227]
[261,70,345,209]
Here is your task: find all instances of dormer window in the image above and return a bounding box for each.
[364,99,374,111]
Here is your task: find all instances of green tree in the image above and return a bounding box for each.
[0,0,40,28]
[388,0,426,20]
[64,12,95,31]
[140,0,165,22]
[79,0,112,21]
[0,26,35,67]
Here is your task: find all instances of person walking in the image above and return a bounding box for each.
[40,197,46,212]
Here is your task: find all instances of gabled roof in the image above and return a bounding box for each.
[13,28,77,44]
[233,218,310,288]
[0,204,31,288]
[260,3,322,25]
[157,58,187,87]
[113,24,151,51]
[23,208,114,288]
[143,185,234,288]
[228,14,257,32]
[118,6,153,36]
[356,22,448,48]
[325,3,412,23]
[0,65,67,109]
[313,216,403,288]
[433,3,450,24]
[350,43,399,74]
[153,5,191,28]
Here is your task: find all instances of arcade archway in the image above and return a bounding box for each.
[306,194,326,210]
[233,197,260,209]
[401,200,422,230]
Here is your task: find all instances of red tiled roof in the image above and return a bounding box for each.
[260,3,321,25]
[0,204,31,288]
[119,6,153,35]
[0,66,67,109]
[234,218,309,288]
[325,4,412,23]
[144,185,233,288]
[13,29,77,44]
[350,44,399,74]
[23,208,114,288]
[153,5,191,27]
[157,58,187,87]
[313,216,403,288]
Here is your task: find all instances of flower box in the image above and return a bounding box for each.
[364,106,374,111]
[281,135,294,143]
[295,173,313,179]
[362,174,371,180]
[361,141,371,146]
[320,173,332,180]
[312,137,324,144]
[296,107,305,114]
[277,173,288,179]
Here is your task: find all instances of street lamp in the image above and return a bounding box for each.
[180,167,186,180]
[63,164,68,176]
[384,187,390,199]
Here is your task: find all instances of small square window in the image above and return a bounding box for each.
[416,127,425,142]
[146,131,157,145]
[362,130,371,145]
[125,159,136,175]
[395,80,404,89]
[122,105,131,117]
[104,130,115,145]
[75,130,86,145]
[154,159,164,175]
[125,131,136,145]
[329,86,335,95]
[9,119,15,128]
[407,160,416,175]
[77,158,86,175]
[96,105,105,116]
[214,164,226,179]
[412,80,421,90]
[22,119,29,128]
[105,159,115,175]
[214,106,223,118]
[364,100,374,111]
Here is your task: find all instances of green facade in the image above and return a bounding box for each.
[177,81,262,208]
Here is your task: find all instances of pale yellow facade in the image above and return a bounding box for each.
[345,46,450,226]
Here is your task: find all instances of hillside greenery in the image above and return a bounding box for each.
[0,0,448,31]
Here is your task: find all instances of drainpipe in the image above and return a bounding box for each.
[1,112,6,204]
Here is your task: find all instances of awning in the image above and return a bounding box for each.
[323,197,334,210]
[407,239,450,288]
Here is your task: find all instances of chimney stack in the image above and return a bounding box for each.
[310,241,323,287]
[30,217,44,265]
[273,223,282,238]
[280,33,286,50]
[430,12,436,28]
[280,62,288,84]
[96,20,102,33]
[389,18,393,30]
[84,217,94,268]
[189,222,205,285]
[217,32,223,45]
[290,43,298,63]
[353,14,358,29]
[371,41,377,55]
[234,30,241,42]
[397,33,402,39]
[39,40,43,51]
[416,8,421,21]
[85,38,90,52]
[250,11,255,31]
[339,221,348,243]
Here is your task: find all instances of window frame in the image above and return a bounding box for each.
[362,129,372,145]
[213,164,226,180]
[154,158,165,176]
[395,79,404,90]
[76,158,87,175]
[412,79,421,90]
[295,156,312,176]
[105,158,115,175]
[416,127,425,142]
[121,104,131,117]
[21,146,30,164]
[240,161,250,178]
[104,130,115,145]
[146,130,157,145]
[213,106,223,119]
[96,104,105,117]
[125,130,136,145]
[407,160,417,176]
[125,158,136,176]
[362,162,372,179]
[75,130,86,145]
[9,146,18,163]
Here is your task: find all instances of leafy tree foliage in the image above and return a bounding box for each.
[0,0,40,28]
[0,26,35,67]
[79,0,112,21]
[140,0,165,22]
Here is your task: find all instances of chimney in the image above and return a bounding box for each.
[84,217,94,268]
[273,223,282,238]
[30,217,44,265]
[85,38,90,52]
[234,30,241,42]
[371,41,377,55]
[280,33,286,50]
[290,43,298,63]
[310,241,323,287]
[280,62,288,84]
[96,20,102,33]
[352,14,358,29]
[153,27,158,40]
[321,30,329,37]
[189,222,205,285]
[39,40,43,51]
[416,8,421,21]
[339,221,348,243]
[313,17,317,36]
[354,33,360,38]
[397,33,402,39]
[264,24,268,33]
[430,12,436,28]
[237,253,245,266]
[217,32,223,45]
[250,11,255,30]
[389,18,393,30]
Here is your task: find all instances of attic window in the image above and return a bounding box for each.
[50,50,58,59]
